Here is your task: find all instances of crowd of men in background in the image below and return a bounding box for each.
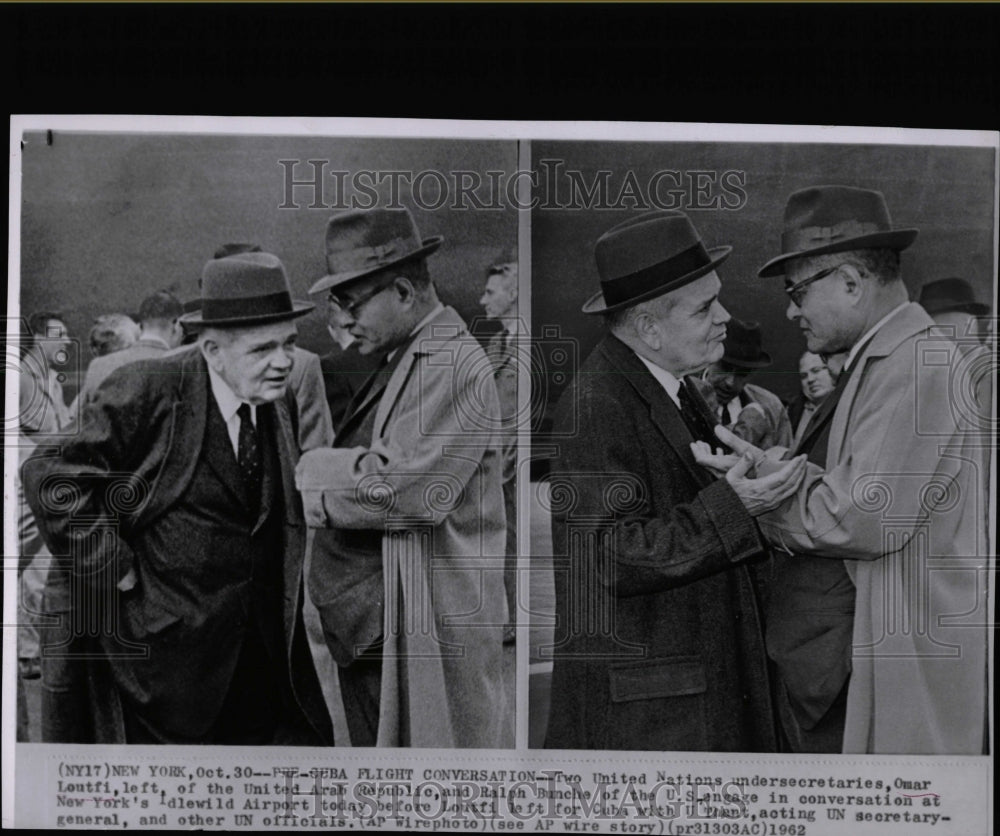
[16,208,519,748]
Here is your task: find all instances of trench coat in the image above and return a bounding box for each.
[297,306,509,748]
[543,335,777,751]
[757,303,988,754]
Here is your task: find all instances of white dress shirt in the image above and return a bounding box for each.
[636,355,682,409]
[207,366,256,457]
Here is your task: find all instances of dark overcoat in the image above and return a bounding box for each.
[544,335,777,752]
[23,347,332,744]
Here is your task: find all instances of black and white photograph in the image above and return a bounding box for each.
[8,126,520,752]
[3,118,996,835]
[528,137,995,755]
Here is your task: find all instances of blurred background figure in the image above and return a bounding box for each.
[480,252,519,642]
[698,318,792,449]
[16,312,75,731]
[918,277,991,353]
[87,313,140,359]
[789,351,840,447]
[81,291,184,401]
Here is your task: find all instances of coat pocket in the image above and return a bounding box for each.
[603,656,708,751]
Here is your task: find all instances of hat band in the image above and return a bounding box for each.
[601,242,712,306]
[201,290,293,321]
[782,219,884,253]
[326,236,417,275]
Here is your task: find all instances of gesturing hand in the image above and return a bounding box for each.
[726,451,807,516]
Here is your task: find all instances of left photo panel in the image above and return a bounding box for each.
[8,125,520,751]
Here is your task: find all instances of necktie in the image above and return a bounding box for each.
[237,403,261,508]
[678,379,719,447]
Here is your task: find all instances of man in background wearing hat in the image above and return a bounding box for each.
[296,207,509,748]
[696,318,793,450]
[544,209,807,752]
[24,252,332,745]
[918,276,992,354]
[696,185,988,754]
[479,252,520,642]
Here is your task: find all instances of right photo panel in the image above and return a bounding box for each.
[528,135,995,756]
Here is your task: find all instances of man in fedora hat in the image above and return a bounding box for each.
[295,207,509,748]
[696,318,793,450]
[24,252,332,745]
[918,276,991,353]
[544,209,807,752]
[695,185,988,754]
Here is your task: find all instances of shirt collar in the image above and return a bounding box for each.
[138,334,171,350]
[207,365,255,425]
[845,301,910,370]
[636,354,682,408]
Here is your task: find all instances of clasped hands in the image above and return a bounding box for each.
[691,425,807,516]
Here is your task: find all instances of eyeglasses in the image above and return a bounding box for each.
[328,277,395,319]
[785,264,842,307]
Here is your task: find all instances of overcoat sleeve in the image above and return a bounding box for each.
[22,368,165,581]
[554,388,763,598]
[755,350,968,559]
[297,340,497,529]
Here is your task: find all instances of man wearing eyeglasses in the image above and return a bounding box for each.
[296,207,509,748]
[693,186,988,755]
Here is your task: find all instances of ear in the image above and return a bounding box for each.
[199,335,222,371]
[839,263,865,302]
[391,276,417,305]
[633,311,661,351]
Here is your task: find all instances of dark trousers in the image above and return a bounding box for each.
[337,652,382,746]
[776,678,848,754]
[123,619,282,745]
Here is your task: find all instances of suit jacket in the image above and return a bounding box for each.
[320,343,383,432]
[758,303,988,754]
[80,337,171,403]
[298,306,509,748]
[23,347,332,744]
[544,335,776,752]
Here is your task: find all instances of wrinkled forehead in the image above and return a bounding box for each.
[669,270,722,311]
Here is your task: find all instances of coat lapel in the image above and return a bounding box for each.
[372,306,465,441]
[827,303,932,465]
[600,337,713,488]
[133,349,208,530]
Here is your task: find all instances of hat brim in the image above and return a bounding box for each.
[582,245,732,315]
[922,300,990,317]
[179,300,315,329]
[308,236,443,295]
[758,229,918,278]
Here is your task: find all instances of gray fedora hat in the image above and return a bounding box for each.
[759,185,918,278]
[309,207,443,295]
[180,252,314,328]
[583,210,732,315]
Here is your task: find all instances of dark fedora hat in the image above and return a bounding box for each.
[720,319,772,369]
[308,207,443,295]
[180,252,314,328]
[918,277,990,316]
[758,186,918,278]
[583,210,732,315]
